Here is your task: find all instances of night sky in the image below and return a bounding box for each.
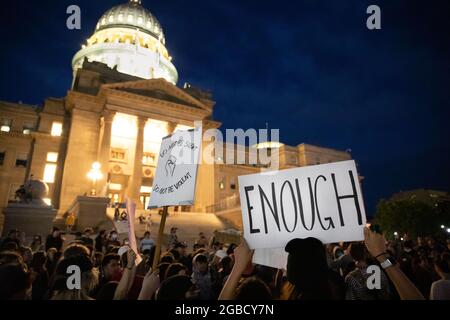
[0,0,449,215]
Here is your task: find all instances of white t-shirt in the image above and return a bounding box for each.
[140,238,155,252]
[430,279,450,300]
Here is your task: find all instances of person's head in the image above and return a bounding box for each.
[174,242,187,256]
[168,248,181,262]
[219,256,233,274]
[102,253,121,280]
[193,253,208,273]
[51,227,61,238]
[403,240,414,251]
[427,238,435,247]
[8,229,19,239]
[236,277,272,300]
[417,237,424,246]
[285,238,332,299]
[158,262,171,283]
[0,263,31,300]
[30,251,47,271]
[213,241,222,251]
[83,228,93,237]
[52,254,99,299]
[157,275,197,300]
[332,246,344,259]
[19,246,33,265]
[98,230,106,238]
[199,232,205,238]
[32,235,42,245]
[1,241,18,252]
[227,243,237,256]
[434,253,450,278]
[0,251,24,265]
[170,227,177,235]
[143,231,151,239]
[118,245,130,260]
[63,243,90,259]
[348,242,366,262]
[166,263,187,278]
[46,247,58,261]
[160,253,175,264]
[109,231,118,240]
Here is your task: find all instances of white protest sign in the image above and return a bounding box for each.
[238,160,366,250]
[148,127,202,209]
[126,198,143,265]
[253,248,288,270]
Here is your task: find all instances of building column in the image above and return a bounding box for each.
[97,110,115,195]
[128,116,147,207]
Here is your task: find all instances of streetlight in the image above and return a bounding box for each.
[87,162,103,196]
[394,232,398,236]
[447,228,450,234]
[441,225,445,229]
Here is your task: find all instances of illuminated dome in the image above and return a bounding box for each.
[72,0,178,84]
[96,0,165,43]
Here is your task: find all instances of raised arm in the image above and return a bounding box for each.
[138,268,160,300]
[114,249,137,300]
[218,239,254,300]
[363,227,424,300]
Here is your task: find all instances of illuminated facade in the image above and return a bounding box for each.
[0,0,352,228]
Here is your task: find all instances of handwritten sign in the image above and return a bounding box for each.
[238,160,366,249]
[148,127,202,209]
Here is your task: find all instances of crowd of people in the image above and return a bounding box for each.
[0,224,449,300]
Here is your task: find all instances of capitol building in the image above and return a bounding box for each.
[0,0,352,231]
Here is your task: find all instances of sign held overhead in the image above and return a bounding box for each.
[238,160,366,249]
[148,127,202,209]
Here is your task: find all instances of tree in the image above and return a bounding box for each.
[373,198,450,239]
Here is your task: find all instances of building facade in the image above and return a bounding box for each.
[0,0,353,225]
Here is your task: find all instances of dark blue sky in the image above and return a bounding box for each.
[1,0,449,214]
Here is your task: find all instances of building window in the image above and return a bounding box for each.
[219,181,225,190]
[1,119,12,132]
[140,186,152,194]
[43,198,52,206]
[118,14,123,22]
[43,164,57,183]
[109,183,122,191]
[46,152,58,163]
[128,14,133,23]
[51,122,63,136]
[0,151,5,166]
[111,148,127,163]
[43,152,58,183]
[22,122,34,134]
[15,153,28,168]
[142,153,155,166]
